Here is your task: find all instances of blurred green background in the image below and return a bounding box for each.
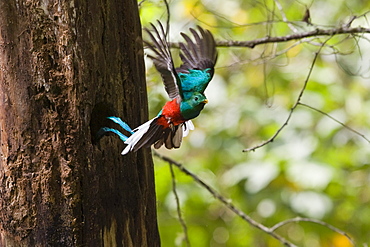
[139,0,370,246]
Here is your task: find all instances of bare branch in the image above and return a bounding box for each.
[168,163,191,247]
[154,151,358,246]
[159,26,370,51]
[153,151,297,247]
[243,38,329,152]
[270,217,355,245]
[215,26,370,48]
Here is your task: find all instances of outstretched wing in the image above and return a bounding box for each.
[176,26,218,94]
[144,21,182,99]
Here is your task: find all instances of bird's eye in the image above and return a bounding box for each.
[194,96,199,101]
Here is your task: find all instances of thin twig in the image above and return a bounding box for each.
[153,151,297,247]
[273,0,299,33]
[168,162,191,247]
[137,0,147,8]
[243,38,330,152]
[270,217,355,245]
[298,102,370,143]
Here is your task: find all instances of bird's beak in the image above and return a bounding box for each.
[202,99,208,104]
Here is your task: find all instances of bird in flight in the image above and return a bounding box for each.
[98,21,217,155]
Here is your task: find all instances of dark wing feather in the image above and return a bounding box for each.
[130,119,184,152]
[164,128,174,149]
[154,125,183,150]
[177,26,218,78]
[171,125,183,148]
[179,31,200,68]
[144,21,181,99]
[132,120,164,152]
[165,125,183,149]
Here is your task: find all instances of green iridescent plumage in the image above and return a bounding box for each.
[178,69,213,100]
[179,92,208,120]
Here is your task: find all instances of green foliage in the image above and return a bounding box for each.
[140,0,370,246]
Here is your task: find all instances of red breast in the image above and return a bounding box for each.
[156,99,185,128]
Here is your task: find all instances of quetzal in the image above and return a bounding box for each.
[98,22,217,155]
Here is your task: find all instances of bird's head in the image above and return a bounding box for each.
[189,92,208,106]
[180,92,208,120]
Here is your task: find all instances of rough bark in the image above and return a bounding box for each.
[0,0,159,246]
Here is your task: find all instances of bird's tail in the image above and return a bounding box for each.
[106,117,134,134]
[121,118,194,155]
[96,127,129,142]
[96,116,134,142]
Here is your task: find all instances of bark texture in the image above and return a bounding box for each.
[0,0,159,246]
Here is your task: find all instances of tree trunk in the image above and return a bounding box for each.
[0,0,159,246]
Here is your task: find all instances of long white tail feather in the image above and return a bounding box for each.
[121,118,155,155]
[121,119,195,155]
[183,120,194,137]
